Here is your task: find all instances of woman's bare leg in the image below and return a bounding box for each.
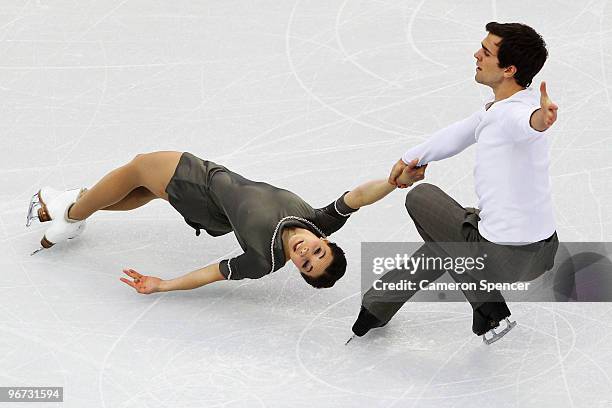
[99,186,158,211]
[67,151,183,221]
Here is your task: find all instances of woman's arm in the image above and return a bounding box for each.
[120,263,225,294]
[343,179,397,210]
[344,159,427,210]
[158,263,225,292]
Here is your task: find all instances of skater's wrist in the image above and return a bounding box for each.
[157,279,175,292]
[157,278,187,292]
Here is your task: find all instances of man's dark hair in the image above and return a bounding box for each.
[300,241,347,289]
[485,22,548,87]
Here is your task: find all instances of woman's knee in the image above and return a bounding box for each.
[130,151,180,169]
[127,153,146,173]
[130,152,151,168]
[127,151,181,198]
[129,152,168,175]
[126,153,160,190]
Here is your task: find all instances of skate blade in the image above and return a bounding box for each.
[26,190,52,227]
[482,318,517,345]
[31,235,55,255]
[26,192,41,227]
[30,247,45,256]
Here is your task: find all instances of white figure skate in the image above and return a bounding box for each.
[26,187,88,255]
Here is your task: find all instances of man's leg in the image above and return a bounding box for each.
[360,183,471,328]
[68,151,182,221]
[361,242,448,326]
[403,183,506,304]
[356,183,508,336]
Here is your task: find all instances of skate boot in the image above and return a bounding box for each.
[473,302,516,345]
[27,187,88,255]
[346,306,389,345]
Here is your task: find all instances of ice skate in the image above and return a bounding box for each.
[472,302,516,345]
[346,306,389,344]
[27,187,88,255]
[481,318,516,345]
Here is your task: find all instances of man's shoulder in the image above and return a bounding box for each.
[508,87,539,107]
[486,90,538,120]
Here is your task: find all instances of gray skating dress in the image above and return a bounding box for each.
[165,152,358,279]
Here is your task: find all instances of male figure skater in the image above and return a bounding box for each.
[351,22,560,344]
[26,152,426,292]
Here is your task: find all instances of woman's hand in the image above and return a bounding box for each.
[120,268,162,294]
[395,159,428,188]
[388,158,408,186]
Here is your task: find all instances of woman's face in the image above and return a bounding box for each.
[287,229,332,277]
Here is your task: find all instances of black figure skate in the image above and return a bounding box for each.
[473,302,517,345]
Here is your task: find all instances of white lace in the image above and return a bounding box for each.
[227,258,233,280]
[333,197,351,217]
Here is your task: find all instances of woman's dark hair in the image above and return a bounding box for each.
[300,241,347,289]
[485,22,548,87]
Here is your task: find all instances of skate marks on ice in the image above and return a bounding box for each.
[295,297,608,405]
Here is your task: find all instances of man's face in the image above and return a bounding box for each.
[288,230,333,278]
[474,33,508,87]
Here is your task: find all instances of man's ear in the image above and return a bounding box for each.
[503,65,517,79]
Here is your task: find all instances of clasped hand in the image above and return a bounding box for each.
[388,158,428,188]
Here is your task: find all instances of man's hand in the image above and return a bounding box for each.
[531,81,559,131]
[539,81,558,128]
[120,268,162,294]
[395,158,427,188]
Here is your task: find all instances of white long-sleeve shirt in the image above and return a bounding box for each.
[401,87,556,245]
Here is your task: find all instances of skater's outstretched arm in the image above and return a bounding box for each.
[120,263,224,294]
[529,81,558,131]
[388,110,481,186]
[344,160,427,209]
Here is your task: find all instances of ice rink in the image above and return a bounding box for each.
[2,1,612,407]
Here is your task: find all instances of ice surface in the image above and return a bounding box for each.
[1,1,612,407]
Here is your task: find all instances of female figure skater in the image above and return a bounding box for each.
[26,151,427,293]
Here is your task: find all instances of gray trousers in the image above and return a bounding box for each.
[363,183,559,324]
